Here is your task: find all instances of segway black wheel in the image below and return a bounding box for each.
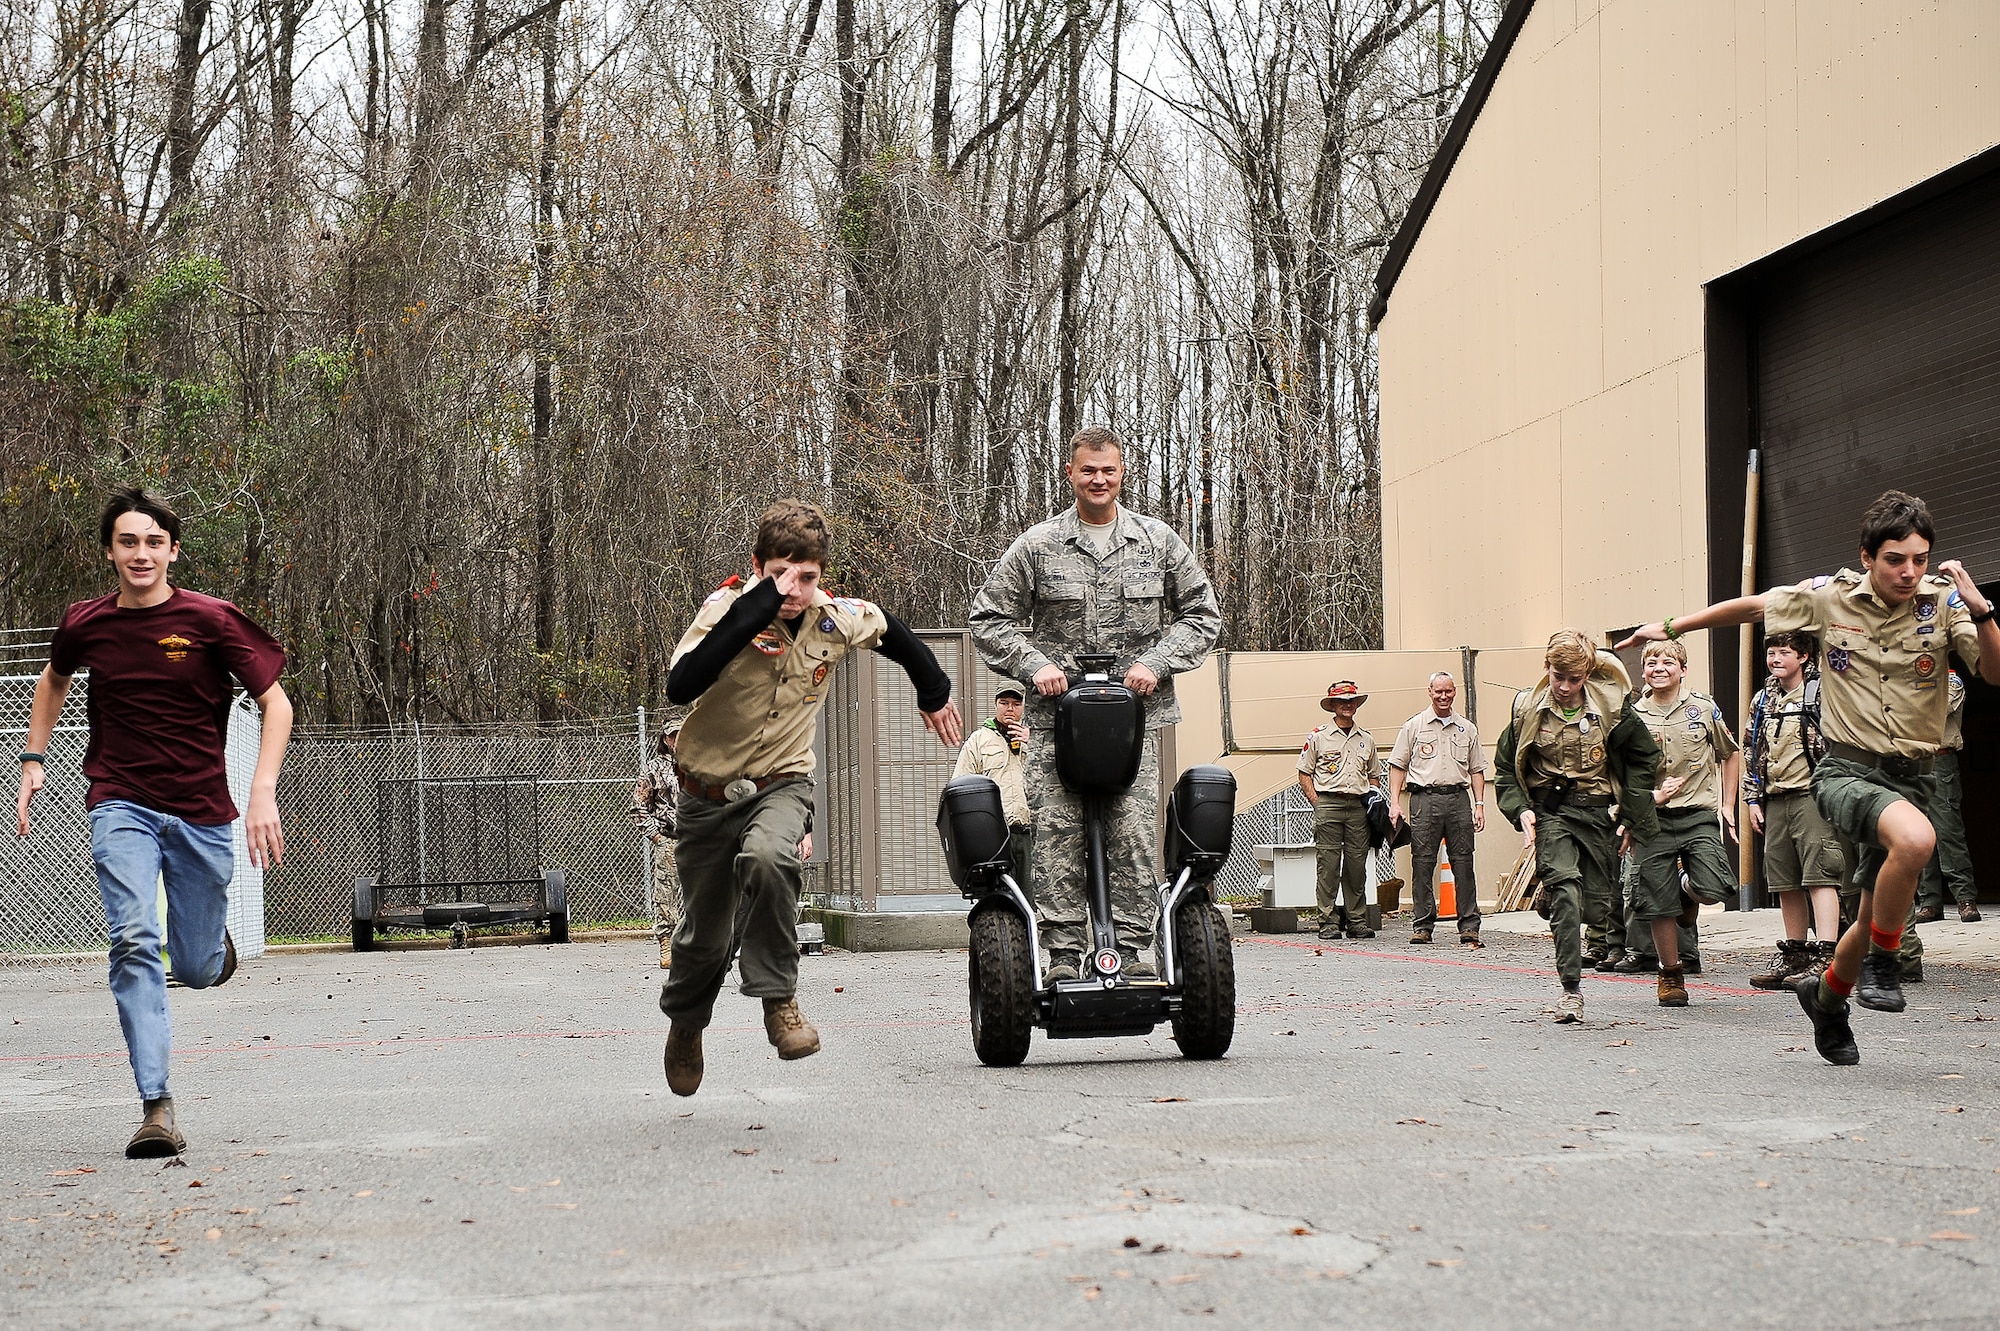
[968,906,1034,1067]
[1171,897,1235,1059]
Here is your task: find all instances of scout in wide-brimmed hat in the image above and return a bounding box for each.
[1319,680,1368,711]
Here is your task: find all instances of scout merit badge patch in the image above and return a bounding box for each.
[1828,648,1851,673]
[752,630,786,656]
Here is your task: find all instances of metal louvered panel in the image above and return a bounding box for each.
[1757,168,2000,585]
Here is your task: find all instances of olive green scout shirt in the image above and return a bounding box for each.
[1764,569,1982,760]
[1634,689,1738,812]
[671,580,888,784]
[1299,722,1376,796]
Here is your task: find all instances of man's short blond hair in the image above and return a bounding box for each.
[1544,628,1598,676]
[1642,639,1688,667]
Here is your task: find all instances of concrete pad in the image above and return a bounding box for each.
[803,906,969,952]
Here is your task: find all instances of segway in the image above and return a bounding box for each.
[937,655,1238,1066]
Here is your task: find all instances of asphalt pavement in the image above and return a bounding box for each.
[5,929,2000,1329]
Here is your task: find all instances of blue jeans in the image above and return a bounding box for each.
[90,800,235,1101]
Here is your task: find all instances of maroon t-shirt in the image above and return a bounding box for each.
[49,588,286,825]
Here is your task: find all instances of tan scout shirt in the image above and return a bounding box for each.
[1944,672,1966,752]
[1764,569,1982,759]
[1299,722,1376,796]
[671,580,887,783]
[1635,689,1738,812]
[1388,710,1485,787]
[1763,683,1814,794]
[954,723,1032,827]
[1524,698,1616,799]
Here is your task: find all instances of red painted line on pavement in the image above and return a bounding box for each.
[1235,934,1768,997]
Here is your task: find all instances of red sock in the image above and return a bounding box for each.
[1870,924,1903,952]
[1823,968,1856,998]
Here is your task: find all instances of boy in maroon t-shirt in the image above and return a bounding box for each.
[15,489,294,1158]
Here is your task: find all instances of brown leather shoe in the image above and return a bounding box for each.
[1459,936,1483,950]
[1657,966,1689,1007]
[1915,903,1944,923]
[1409,928,1433,945]
[125,1097,186,1158]
[1960,902,1984,923]
[763,997,821,1060]
[664,1023,704,1096]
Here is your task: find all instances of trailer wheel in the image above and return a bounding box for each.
[1171,896,1235,1060]
[543,870,570,944]
[351,875,378,952]
[351,919,377,952]
[968,905,1034,1067]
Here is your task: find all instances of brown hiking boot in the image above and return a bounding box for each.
[125,1097,186,1159]
[1961,902,1984,923]
[658,936,673,970]
[1749,939,1812,991]
[763,997,821,1060]
[1409,928,1433,945]
[1657,966,1689,1007]
[664,1023,704,1096]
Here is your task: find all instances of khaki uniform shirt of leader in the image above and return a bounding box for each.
[1634,688,1739,811]
[670,579,888,785]
[1388,710,1485,788]
[954,723,1032,828]
[1299,722,1376,796]
[968,505,1221,728]
[1764,568,1983,760]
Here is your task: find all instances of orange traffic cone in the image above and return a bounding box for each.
[1438,850,1458,920]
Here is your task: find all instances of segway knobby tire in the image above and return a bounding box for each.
[968,906,1034,1067]
[1171,897,1235,1059]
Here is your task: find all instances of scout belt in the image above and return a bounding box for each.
[680,772,782,803]
[1824,741,1934,780]
[1405,784,1468,795]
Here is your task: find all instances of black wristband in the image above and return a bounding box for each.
[19,752,45,765]
[1972,604,1997,625]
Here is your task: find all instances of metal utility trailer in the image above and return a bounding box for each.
[352,774,569,949]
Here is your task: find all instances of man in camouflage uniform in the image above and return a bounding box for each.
[970,426,1222,980]
[630,715,684,969]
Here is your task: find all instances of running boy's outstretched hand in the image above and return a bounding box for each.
[922,700,965,748]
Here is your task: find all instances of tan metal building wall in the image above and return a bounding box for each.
[1376,0,2000,678]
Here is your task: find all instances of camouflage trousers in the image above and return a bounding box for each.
[1026,728,1161,962]
[647,836,680,943]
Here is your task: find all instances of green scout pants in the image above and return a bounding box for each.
[1584,855,1626,957]
[1027,728,1161,960]
[1918,750,1976,910]
[1625,807,1733,969]
[1006,826,1035,900]
[1533,801,1621,987]
[658,777,814,1029]
[1313,795,1372,930]
[1408,787,1480,937]
[1815,754,1927,969]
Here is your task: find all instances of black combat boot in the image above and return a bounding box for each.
[1789,974,1859,1066]
[1855,949,1906,1013]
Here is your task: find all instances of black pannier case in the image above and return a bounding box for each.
[1053,683,1146,796]
[1165,765,1237,874]
[938,775,1012,887]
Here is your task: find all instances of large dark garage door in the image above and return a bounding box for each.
[1720,156,2000,905]
[1756,167,2000,585]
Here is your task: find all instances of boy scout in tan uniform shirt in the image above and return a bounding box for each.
[657,500,961,1097]
[1298,682,1378,939]
[1624,489,2000,1065]
[1387,678,1486,946]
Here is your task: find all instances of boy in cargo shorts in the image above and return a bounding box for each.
[1624,490,2000,1065]
[657,500,962,1096]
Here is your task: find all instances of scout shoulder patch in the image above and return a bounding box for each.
[831,595,874,617]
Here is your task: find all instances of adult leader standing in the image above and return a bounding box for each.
[970,427,1222,980]
[1387,671,1487,949]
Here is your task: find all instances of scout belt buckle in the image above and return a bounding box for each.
[724,778,761,803]
[1880,754,1921,780]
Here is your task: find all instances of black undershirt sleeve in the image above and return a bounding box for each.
[665,580,784,705]
[877,612,952,713]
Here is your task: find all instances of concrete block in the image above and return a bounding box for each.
[1249,906,1300,934]
[803,907,970,953]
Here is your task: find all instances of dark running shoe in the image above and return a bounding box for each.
[1789,975,1859,1066]
[1855,950,1907,1013]
[1609,952,1657,974]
